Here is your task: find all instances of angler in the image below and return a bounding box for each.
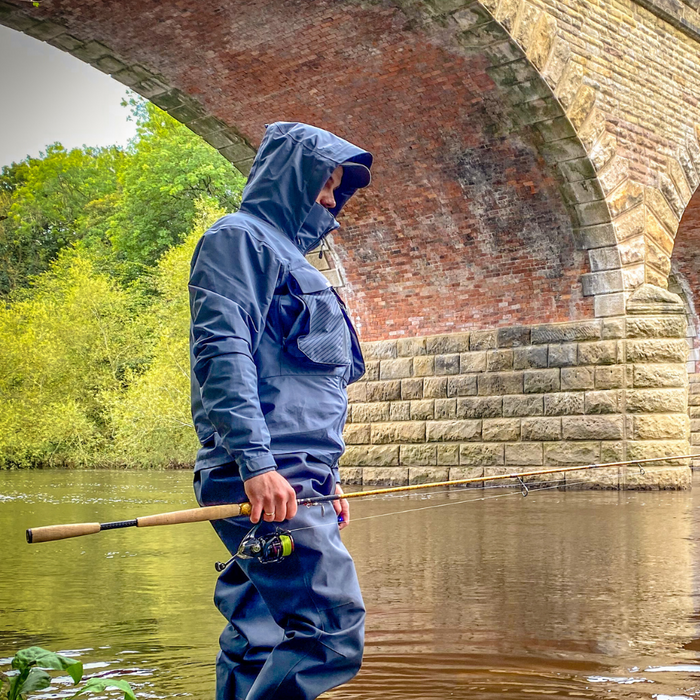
[188,122,372,700]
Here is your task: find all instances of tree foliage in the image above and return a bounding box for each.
[0,97,244,468]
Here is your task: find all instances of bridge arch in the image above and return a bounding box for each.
[1,0,628,339]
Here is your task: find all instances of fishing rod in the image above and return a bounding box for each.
[25,454,692,545]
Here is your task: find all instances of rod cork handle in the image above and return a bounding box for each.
[27,522,101,544]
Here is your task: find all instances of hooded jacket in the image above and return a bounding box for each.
[189,122,371,481]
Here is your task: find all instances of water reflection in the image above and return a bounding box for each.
[0,470,699,699]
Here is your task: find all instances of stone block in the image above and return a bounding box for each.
[371,421,426,444]
[380,358,413,380]
[435,354,460,375]
[544,441,600,465]
[595,293,626,318]
[478,372,524,395]
[470,330,498,351]
[548,343,577,367]
[364,361,380,381]
[600,441,625,463]
[344,423,371,444]
[626,316,686,339]
[561,366,595,391]
[361,340,397,359]
[567,467,620,489]
[408,466,449,484]
[401,378,424,400]
[353,402,390,423]
[562,415,624,440]
[544,392,585,415]
[397,337,427,356]
[347,382,367,403]
[602,319,625,340]
[367,380,402,402]
[626,389,687,414]
[513,346,548,369]
[632,415,690,440]
[361,467,408,485]
[626,440,691,464]
[459,443,505,466]
[424,377,448,398]
[427,420,481,442]
[585,390,621,414]
[633,364,687,388]
[576,223,617,249]
[448,466,486,484]
[413,355,435,377]
[503,394,543,416]
[531,322,601,344]
[437,444,460,466]
[487,349,513,371]
[389,402,411,421]
[626,339,688,364]
[460,351,487,372]
[577,341,617,365]
[410,399,435,420]
[482,418,521,441]
[401,445,438,466]
[521,417,562,440]
[426,332,471,354]
[497,326,531,347]
[622,466,692,490]
[338,467,364,485]
[435,398,457,419]
[505,443,543,465]
[457,396,503,418]
[524,368,560,393]
[595,365,624,389]
[447,375,478,397]
[340,445,399,467]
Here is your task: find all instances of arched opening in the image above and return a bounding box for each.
[1,0,601,340]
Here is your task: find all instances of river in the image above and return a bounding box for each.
[1,469,699,699]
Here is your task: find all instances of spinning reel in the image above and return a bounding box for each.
[215,524,295,571]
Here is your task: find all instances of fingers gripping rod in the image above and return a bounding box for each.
[26,454,693,544]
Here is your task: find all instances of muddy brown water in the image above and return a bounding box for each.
[1,469,699,700]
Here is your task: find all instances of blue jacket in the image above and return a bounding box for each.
[189,122,371,481]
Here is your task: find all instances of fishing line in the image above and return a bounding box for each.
[286,478,588,534]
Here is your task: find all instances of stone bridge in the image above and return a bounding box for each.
[3,0,700,487]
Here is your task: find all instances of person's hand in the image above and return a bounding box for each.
[244,471,297,524]
[332,484,350,530]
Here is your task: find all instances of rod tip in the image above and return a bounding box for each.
[26,529,33,544]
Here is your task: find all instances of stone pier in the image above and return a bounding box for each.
[340,285,692,489]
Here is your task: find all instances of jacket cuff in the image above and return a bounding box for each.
[237,454,278,481]
[332,464,340,483]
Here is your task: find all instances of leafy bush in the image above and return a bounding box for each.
[0,647,135,700]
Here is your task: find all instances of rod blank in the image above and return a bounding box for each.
[25,455,692,544]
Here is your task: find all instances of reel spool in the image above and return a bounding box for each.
[215,525,294,571]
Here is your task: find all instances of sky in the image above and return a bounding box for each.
[0,24,137,168]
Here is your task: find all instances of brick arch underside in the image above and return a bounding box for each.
[2,0,595,341]
[670,186,700,372]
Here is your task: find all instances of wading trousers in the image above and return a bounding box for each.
[194,455,365,700]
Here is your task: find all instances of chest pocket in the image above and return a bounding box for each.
[285,266,351,367]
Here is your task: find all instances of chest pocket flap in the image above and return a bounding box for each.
[287,266,350,367]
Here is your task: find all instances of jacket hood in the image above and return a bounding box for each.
[239,122,373,253]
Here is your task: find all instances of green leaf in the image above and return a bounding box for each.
[12,647,83,683]
[70,677,137,700]
[16,668,51,696]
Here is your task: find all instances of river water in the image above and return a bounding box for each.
[1,469,699,700]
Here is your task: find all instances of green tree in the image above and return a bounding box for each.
[0,248,149,468]
[0,146,123,295]
[107,99,245,273]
